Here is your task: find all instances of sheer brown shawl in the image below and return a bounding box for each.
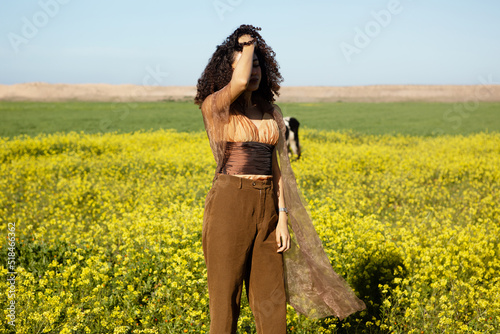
[200,82,366,319]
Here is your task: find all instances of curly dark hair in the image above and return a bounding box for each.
[194,24,283,107]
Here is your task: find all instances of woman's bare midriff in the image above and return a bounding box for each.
[217,173,272,181]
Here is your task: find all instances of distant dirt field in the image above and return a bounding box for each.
[1,82,500,103]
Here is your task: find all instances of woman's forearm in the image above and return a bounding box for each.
[229,36,255,102]
[273,147,291,252]
[272,149,286,211]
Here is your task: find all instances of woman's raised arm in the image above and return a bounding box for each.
[200,34,255,123]
[229,34,256,103]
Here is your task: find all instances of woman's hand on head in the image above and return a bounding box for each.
[238,34,256,46]
[276,214,290,253]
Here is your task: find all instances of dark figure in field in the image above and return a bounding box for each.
[284,116,301,159]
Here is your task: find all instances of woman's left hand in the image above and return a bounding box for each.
[276,213,290,252]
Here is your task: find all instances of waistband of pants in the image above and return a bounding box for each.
[216,173,273,190]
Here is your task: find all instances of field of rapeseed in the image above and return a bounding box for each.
[1,129,499,333]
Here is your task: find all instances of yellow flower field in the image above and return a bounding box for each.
[1,129,499,333]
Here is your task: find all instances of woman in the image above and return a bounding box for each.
[195,24,365,334]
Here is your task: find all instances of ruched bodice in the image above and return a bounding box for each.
[221,142,274,176]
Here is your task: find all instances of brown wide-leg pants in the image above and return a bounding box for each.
[202,174,287,334]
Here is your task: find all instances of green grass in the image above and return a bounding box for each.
[279,102,500,136]
[0,101,204,138]
[1,100,499,138]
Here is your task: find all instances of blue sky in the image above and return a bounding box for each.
[1,0,499,86]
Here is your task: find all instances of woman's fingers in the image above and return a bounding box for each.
[276,215,290,252]
[276,231,291,253]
